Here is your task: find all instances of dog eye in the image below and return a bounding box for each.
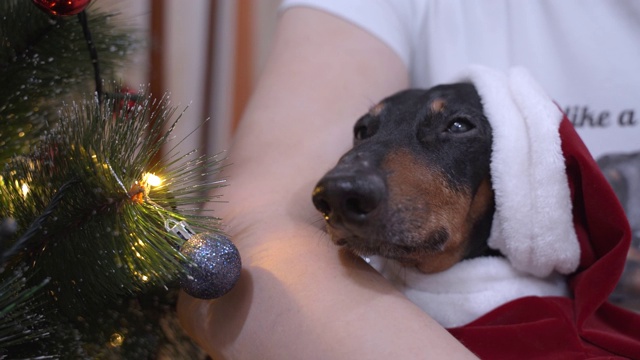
[354,125,369,140]
[447,118,474,133]
[353,116,380,141]
[354,123,377,140]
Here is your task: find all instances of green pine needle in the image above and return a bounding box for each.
[0,266,53,355]
[0,90,227,317]
[0,0,136,164]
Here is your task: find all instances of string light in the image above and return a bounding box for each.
[142,172,162,187]
[13,180,30,198]
[128,172,163,203]
[132,271,150,283]
[109,333,124,347]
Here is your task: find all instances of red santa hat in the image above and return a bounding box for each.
[447,66,640,358]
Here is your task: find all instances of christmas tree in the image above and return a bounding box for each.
[0,1,239,358]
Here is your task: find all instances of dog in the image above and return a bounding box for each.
[312,83,501,274]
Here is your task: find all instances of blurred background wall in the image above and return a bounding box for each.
[101,0,281,159]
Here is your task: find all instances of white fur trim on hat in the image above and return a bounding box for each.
[457,66,581,278]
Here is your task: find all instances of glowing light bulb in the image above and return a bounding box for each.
[129,172,163,203]
[109,333,124,347]
[143,172,162,187]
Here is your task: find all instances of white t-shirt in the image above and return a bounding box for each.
[281,0,640,159]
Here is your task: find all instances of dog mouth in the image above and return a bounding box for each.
[328,227,449,267]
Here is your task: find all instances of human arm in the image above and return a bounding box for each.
[177,7,478,359]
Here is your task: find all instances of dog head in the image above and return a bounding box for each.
[312,83,496,273]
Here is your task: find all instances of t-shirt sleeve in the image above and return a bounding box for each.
[279,0,421,68]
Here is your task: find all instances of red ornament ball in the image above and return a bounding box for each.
[32,0,92,16]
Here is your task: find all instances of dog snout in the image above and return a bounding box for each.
[312,170,386,225]
[339,151,372,167]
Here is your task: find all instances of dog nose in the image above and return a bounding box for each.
[312,171,385,224]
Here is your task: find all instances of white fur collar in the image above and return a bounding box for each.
[368,256,568,328]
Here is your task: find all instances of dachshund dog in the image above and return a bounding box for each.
[312,83,500,274]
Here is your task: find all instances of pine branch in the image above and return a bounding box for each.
[1,179,78,264]
[0,90,227,318]
[0,266,54,358]
[0,0,137,164]
[0,2,224,357]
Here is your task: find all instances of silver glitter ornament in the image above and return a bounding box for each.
[180,232,242,299]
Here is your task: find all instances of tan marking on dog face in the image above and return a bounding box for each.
[468,178,494,224]
[383,149,475,273]
[430,98,446,113]
[369,102,386,116]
